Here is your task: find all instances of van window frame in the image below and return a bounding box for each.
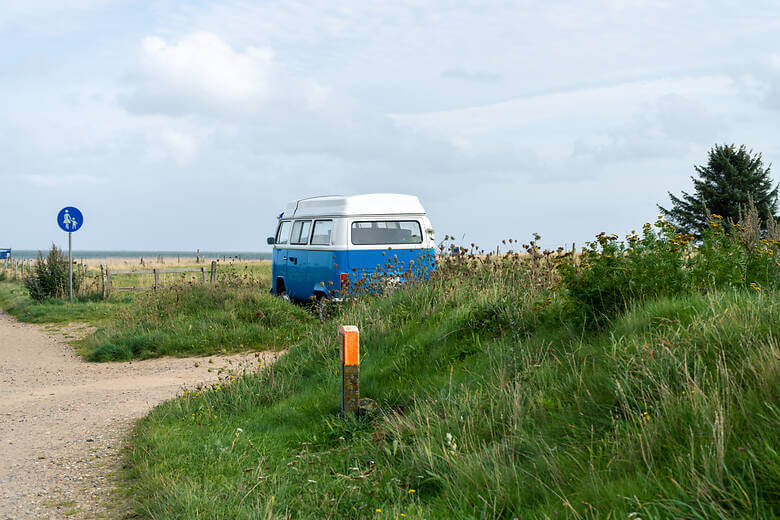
[310,219,333,246]
[275,220,292,245]
[350,219,423,245]
[290,219,313,245]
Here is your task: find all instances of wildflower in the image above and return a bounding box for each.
[408,489,415,494]
[375,509,382,513]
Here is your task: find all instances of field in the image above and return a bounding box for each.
[1,216,779,518]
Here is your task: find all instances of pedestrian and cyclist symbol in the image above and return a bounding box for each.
[57,207,83,232]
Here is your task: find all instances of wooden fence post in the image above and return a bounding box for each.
[106,267,112,298]
[340,325,360,416]
[210,261,216,283]
[100,265,105,300]
[201,266,206,283]
[153,268,159,291]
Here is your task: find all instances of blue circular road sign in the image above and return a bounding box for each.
[57,206,84,232]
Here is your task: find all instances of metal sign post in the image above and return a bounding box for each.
[57,207,84,303]
[68,232,72,301]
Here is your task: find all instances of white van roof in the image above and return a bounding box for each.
[282,193,426,218]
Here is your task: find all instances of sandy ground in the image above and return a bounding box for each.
[0,311,279,519]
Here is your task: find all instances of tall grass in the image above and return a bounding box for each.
[0,281,127,324]
[122,213,779,518]
[80,268,312,360]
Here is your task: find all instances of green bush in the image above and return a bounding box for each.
[23,244,81,302]
[559,208,780,325]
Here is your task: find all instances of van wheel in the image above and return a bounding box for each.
[280,291,291,302]
[316,296,333,321]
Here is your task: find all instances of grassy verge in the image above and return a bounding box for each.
[0,281,128,324]
[1,261,297,361]
[79,284,315,361]
[124,277,779,518]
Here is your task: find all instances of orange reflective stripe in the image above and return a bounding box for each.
[340,325,360,366]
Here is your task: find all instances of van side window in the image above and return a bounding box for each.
[351,221,423,245]
[311,220,333,245]
[275,221,292,245]
[290,220,312,245]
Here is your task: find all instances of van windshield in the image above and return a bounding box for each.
[351,221,422,245]
[275,221,292,245]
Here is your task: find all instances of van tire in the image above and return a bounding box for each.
[276,279,290,301]
[316,295,332,321]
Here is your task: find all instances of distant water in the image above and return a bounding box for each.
[9,250,271,261]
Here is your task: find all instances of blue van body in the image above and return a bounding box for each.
[269,194,436,302]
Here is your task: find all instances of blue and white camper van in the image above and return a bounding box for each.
[268,194,436,301]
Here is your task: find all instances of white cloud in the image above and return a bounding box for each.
[763,53,780,110]
[392,75,734,174]
[393,76,733,132]
[22,173,103,188]
[159,128,197,164]
[302,80,332,110]
[123,32,274,116]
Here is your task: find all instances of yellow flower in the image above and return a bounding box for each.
[408,489,415,493]
[375,509,382,513]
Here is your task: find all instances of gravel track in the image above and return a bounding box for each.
[0,310,278,519]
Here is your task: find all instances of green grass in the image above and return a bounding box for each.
[1,262,293,361]
[0,281,129,324]
[5,228,779,517]
[79,283,315,361]
[123,271,780,518]
[75,262,306,360]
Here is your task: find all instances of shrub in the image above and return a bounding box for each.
[559,203,780,325]
[23,244,81,302]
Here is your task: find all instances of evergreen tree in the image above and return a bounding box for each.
[659,144,779,235]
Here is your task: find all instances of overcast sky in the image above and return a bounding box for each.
[2,0,779,252]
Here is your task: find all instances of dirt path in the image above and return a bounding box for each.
[0,311,279,519]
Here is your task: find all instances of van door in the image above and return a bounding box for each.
[286,219,312,299]
[272,220,292,294]
[308,219,336,297]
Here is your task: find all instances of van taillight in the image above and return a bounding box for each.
[340,273,349,288]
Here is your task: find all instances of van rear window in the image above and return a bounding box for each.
[351,221,422,245]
